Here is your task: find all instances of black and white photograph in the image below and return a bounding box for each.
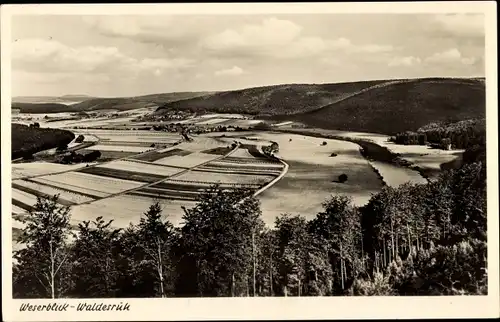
[1,2,498,321]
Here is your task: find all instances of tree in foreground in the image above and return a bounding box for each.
[136,202,179,297]
[70,217,122,297]
[177,185,264,297]
[13,195,73,298]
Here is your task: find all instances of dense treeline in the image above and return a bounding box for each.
[157,81,389,116]
[292,79,485,135]
[12,124,75,160]
[392,119,486,150]
[12,102,71,114]
[13,156,486,298]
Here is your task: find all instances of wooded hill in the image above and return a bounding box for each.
[157,80,387,116]
[12,92,212,114]
[12,124,75,159]
[156,77,485,135]
[12,102,73,114]
[285,78,485,134]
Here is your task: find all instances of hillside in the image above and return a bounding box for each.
[282,78,485,134]
[12,123,75,159]
[12,102,73,114]
[156,81,388,116]
[12,95,96,104]
[156,78,485,135]
[13,91,212,114]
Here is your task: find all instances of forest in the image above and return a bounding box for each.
[12,124,75,160]
[392,118,486,150]
[12,144,487,298]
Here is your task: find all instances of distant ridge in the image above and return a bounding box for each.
[11,91,211,113]
[156,77,485,135]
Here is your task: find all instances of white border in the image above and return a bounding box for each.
[1,2,498,321]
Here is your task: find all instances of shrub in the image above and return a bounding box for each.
[330,152,338,157]
[321,141,327,146]
[75,135,85,143]
[338,174,348,183]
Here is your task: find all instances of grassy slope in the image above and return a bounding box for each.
[156,81,387,116]
[12,123,75,159]
[287,78,485,135]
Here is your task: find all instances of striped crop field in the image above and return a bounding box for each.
[12,188,39,211]
[154,152,219,168]
[196,164,283,176]
[151,180,261,191]
[80,149,139,161]
[30,177,110,198]
[97,160,185,177]
[37,171,144,194]
[78,130,181,143]
[223,156,282,165]
[207,160,284,170]
[77,166,167,184]
[130,148,192,162]
[12,179,95,204]
[12,162,94,179]
[97,140,161,147]
[86,144,153,153]
[11,204,26,215]
[173,170,275,185]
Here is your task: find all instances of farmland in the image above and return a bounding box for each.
[11,79,474,230]
[10,126,285,227]
[10,118,450,229]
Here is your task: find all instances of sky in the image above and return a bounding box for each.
[11,13,485,97]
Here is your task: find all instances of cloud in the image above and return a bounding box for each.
[388,56,422,67]
[202,17,395,59]
[82,16,202,44]
[13,70,112,84]
[433,14,484,38]
[12,38,194,75]
[425,48,477,65]
[214,66,244,76]
[204,17,302,51]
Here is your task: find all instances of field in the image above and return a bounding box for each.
[221,132,385,224]
[277,127,463,181]
[174,170,275,185]
[96,160,186,177]
[86,144,153,153]
[129,148,189,162]
[38,171,144,195]
[154,152,220,168]
[69,195,195,227]
[12,162,95,179]
[11,108,459,230]
[12,179,95,204]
